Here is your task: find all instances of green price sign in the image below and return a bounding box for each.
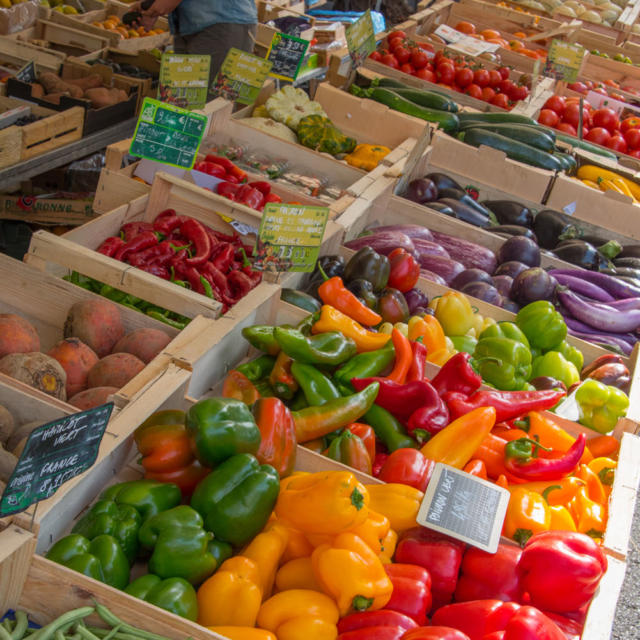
[212,47,273,105]
[129,97,208,170]
[254,203,329,273]
[159,53,211,110]
[543,40,586,83]
[346,10,376,67]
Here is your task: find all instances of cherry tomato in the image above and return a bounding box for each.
[473,68,490,88]
[621,117,640,133]
[604,79,620,88]
[510,85,529,102]
[400,62,414,75]
[557,122,577,136]
[437,62,455,85]
[411,48,429,69]
[567,82,588,94]
[488,69,502,88]
[465,83,483,99]
[606,134,628,153]
[543,95,566,116]
[388,30,407,42]
[481,86,496,102]
[497,66,510,80]
[388,37,405,52]
[455,67,474,88]
[592,108,620,134]
[624,128,640,149]
[610,92,625,101]
[498,79,516,96]
[369,50,382,62]
[592,87,608,96]
[381,54,400,69]
[538,109,560,128]
[491,93,510,109]
[563,103,591,131]
[415,67,435,82]
[585,127,612,146]
[394,46,411,65]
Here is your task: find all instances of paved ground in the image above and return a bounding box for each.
[612,496,640,639]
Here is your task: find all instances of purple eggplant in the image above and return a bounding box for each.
[557,288,640,333]
[419,269,447,286]
[494,261,529,279]
[405,179,438,204]
[512,268,556,305]
[549,269,640,299]
[493,275,514,298]
[417,254,465,285]
[412,238,450,260]
[502,299,521,313]
[404,287,430,314]
[618,245,640,259]
[429,230,497,273]
[451,269,494,290]
[566,329,634,355]
[497,236,540,267]
[460,281,503,306]
[371,225,434,242]
[345,231,415,256]
[551,273,615,302]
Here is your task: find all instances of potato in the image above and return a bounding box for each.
[30,82,45,99]
[67,74,103,90]
[84,87,117,109]
[0,404,15,445]
[0,352,67,400]
[68,386,118,411]
[0,445,17,483]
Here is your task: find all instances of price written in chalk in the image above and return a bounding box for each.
[267,32,310,81]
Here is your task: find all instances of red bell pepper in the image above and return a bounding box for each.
[264,192,283,205]
[346,423,376,461]
[500,606,566,640]
[454,544,522,603]
[388,248,420,293]
[217,181,241,201]
[249,181,271,197]
[431,352,482,396]
[541,612,582,639]
[406,340,427,382]
[517,531,608,613]
[253,397,296,477]
[432,600,521,640]
[402,628,471,640]
[337,610,418,640]
[395,527,466,611]
[443,389,566,424]
[180,218,212,267]
[97,236,125,257]
[384,563,432,625]
[377,448,434,492]
[145,460,210,497]
[372,451,389,477]
[236,184,265,211]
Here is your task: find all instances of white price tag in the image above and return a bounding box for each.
[434,24,465,43]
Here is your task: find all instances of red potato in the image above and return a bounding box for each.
[111,328,172,364]
[88,353,145,389]
[64,300,125,358]
[69,386,118,410]
[0,314,40,358]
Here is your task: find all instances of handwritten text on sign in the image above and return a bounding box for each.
[213,48,272,105]
[159,53,211,110]
[267,33,310,82]
[0,403,114,517]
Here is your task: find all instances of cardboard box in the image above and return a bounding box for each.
[0,193,95,225]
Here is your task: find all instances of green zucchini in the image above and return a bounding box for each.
[390,87,459,113]
[365,87,460,133]
[460,128,564,172]
[459,123,555,152]
[553,132,619,160]
[370,76,455,101]
[553,151,577,174]
[457,111,536,125]
[281,288,321,313]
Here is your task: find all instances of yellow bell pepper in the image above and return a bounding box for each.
[432,291,475,336]
[276,557,323,592]
[243,522,290,599]
[506,477,585,507]
[279,523,315,563]
[312,305,390,352]
[365,483,423,534]
[379,528,398,564]
[420,406,496,469]
[312,532,393,616]
[257,589,339,640]
[503,487,551,546]
[577,164,640,200]
[207,629,276,640]
[549,505,577,532]
[197,556,262,627]
[344,143,391,171]
[408,314,446,353]
[275,471,370,536]
[575,463,607,505]
[569,486,607,537]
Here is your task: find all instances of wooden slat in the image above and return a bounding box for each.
[0,526,36,614]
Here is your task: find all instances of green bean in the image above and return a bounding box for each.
[11,612,28,640]
[2,621,13,632]
[75,626,100,640]
[53,630,65,640]
[29,608,94,640]
[101,626,121,640]
[91,607,169,640]
[0,623,14,640]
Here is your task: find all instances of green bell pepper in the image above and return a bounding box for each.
[531,351,580,389]
[72,499,141,563]
[241,325,282,355]
[101,480,181,522]
[516,301,567,351]
[138,505,216,585]
[343,246,390,292]
[186,397,261,467]
[291,362,341,406]
[190,453,279,547]
[333,341,395,395]
[274,327,357,366]
[209,539,233,566]
[575,379,629,433]
[289,389,309,411]
[556,340,584,372]
[45,533,129,589]
[473,337,532,390]
[125,574,198,620]
[449,335,478,355]
[235,354,276,382]
[479,321,530,348]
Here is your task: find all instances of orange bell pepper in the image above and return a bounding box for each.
[575,464,607,505]
[223,370,261,404]
[588,457,617,498]
[569,486,607,537]
[463,459,488,479]
[276,557,323,592]
[549,505,577,532]
[408,315,446,354]
[586,435,620,459]
[506,477,585,506]
[207,629,276,640]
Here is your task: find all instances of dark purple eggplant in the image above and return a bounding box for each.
[427,202,456,216]
[618,245,640,259]
[492,275,514,298]
[602,266,640,281]
[557,288,640,333]
[436,198,491,228]
[345,231,415,256]
[512,267,556,305]
[460,281,503,306]
[437,186,467,200]
[529,376,567,392]
[412,238,450,260]
[552,240,619,270]
[405,179,438,204]
[494,261,529,279]
[404,288,430,314]
[425,172,463,192]
[501,299,521,313]
[419,269,448,286]
[369,225,434,242]
[497,236,541,267]
[481,200,534,227]
[451,269,494,290]
[567,330,633,355]
[549,269,640,299]
[417,254,465,285]
[429,230,497,273]
[491,225,538,242]
[551,273,615,302]
[613,257,640,269]
[532,209,580,249]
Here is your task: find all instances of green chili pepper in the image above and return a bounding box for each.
[291,362,341,406]
[236,354,277,382]
[242,325,282,356]
[274,327,357,366]
[363,404,418,452]
[333,341,395,393]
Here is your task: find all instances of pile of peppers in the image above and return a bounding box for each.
[95,210,262,313]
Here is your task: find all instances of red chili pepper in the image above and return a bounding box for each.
[249,181,272,196]
[228,270,255,300]
[381,564,433,625]
[97,236,125,257]
[212,243,236,273]
[154,215,186,236]
[170,248,188,270]
[182,266,206,294]
[114,231,159,262]
[210,229,238,243]
[431,352,482,397]
[443,389,566,424]
[179,219,212,267]
[378,449,434,492]
[504,433,586,481]
[345,423,376,462]
[372,451,389,477]
[137,263,170,279]
[337,610,418,640]
[200,262,233,300]
[155,208,176,219]
[128,241,174,268]
[238,248,263,287]
[388,248,420,293]
[121,221,154,242]
[454,544,522,604]
[205,154,235,171]
[217,181,241,201]
[236,184,265,211]
[406,402,451,443]
[406,340,427,382]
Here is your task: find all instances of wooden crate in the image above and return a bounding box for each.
[0,0,39,36]
[0,37,66,74]
[13,19,111,57]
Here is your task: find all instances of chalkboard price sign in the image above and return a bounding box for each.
[267,33,310,82]
[16,61,36,84]
[417,463,510,553]
[0,402,114,517]
[129,97,208,170]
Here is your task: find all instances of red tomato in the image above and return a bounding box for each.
[497,66,510,80]
[628,149,640,159]
[624,128,640,149]
[592,87,608,96]
[465,83,483,99]
[369,51,382,62]
[481,86,496,102]
[411,48,429,69]
[592,108,620,134]
[621,117,640,133]
[388,37,405,52]
[611,92,626,101]
[498,79,516,96]
[543,95,566,116]
[567,82,588,94]
[563,103,591,130]
[415,67,435,82]
[388,31,407,42]
[488,70,502,88]
[473,68,490,88]
[491,93,510,109]
[606,134,628,153]
[455,67,474,88]
[584,80,594,90]
[394,46,411,65]
[585,127,612,146]
[510,85,529,102]
[381,54,400,69]
[557,122,577,136]
[538,109,560,128]
[436,62,455,85]
[400,63,414,75]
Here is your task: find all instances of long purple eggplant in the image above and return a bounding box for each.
[371,224,434,242]
[419,269,447,286]
[417,255,465,285]
[590,297,640,311]
[412,238,450,260]
[567,329,634,355]
[345,231,415,256]
[429,230,497,273]
[552,274,615,302]
[557,288,640,333]
[549,269,640,299]
[563,315,637,343]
